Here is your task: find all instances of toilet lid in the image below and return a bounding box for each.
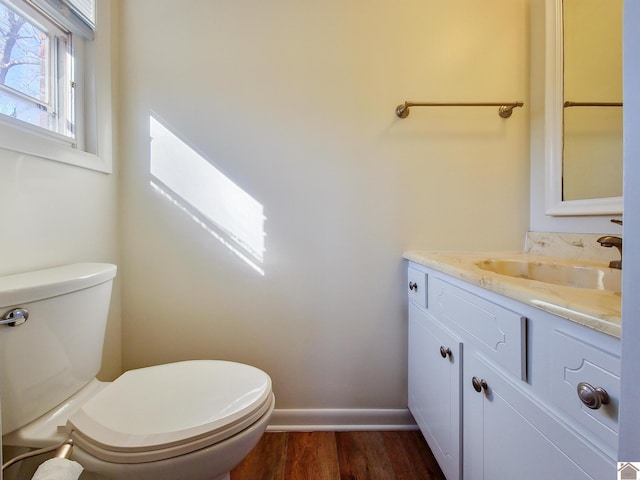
[67,360,273,463]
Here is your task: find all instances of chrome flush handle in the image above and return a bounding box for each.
[0,308,29,327]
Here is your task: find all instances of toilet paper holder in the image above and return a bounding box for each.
[54,439,74,459]
[1,438,74,472]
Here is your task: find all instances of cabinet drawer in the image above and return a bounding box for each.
[550,330,620,457]
[407,267,428,309]
[429,277,527,380]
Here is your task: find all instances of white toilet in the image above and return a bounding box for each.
[0,263,274,480]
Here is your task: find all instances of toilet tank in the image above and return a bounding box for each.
[0,263,117,435]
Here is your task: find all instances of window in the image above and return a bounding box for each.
[0,1,72,138]
[0,0,108,172]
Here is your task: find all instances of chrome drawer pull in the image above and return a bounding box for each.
[409,281,418,292]
[577,382,610,410]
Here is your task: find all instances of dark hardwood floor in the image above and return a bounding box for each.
[230,431,446,480]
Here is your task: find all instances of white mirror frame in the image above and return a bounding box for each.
[544,0,623,216]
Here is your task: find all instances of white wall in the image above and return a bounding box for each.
[118,0,530,414]
[0,1,121,381]
[619,0,640,460]
[0,155,121,380]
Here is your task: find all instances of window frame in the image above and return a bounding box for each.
[0,0,112,173]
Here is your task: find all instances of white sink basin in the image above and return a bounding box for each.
[476,259,621,292]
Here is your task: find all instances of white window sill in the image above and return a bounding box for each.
[0,118,111,174]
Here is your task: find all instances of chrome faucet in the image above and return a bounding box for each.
[597,235,622,269]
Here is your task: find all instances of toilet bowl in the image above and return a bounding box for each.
[0,264,274,480]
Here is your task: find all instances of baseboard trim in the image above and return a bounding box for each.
[266,408,418,432]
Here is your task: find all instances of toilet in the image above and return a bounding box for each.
[0,263,274,480]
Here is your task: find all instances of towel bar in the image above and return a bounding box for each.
[563,101,623,108]
[395,101,524,119]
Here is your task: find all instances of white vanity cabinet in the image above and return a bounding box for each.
[408,302,462,480]
[407,262,620,480]
[463,352,612,480]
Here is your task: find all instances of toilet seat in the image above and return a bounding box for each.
[67,360,273,464]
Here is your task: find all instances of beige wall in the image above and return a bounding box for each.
[118,0,530,410]
[563,0,623,200]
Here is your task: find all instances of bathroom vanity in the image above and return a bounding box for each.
[405,251,621,480]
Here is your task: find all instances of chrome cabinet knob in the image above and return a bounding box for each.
[472,376,488,393]
[577,382,610,409]
[440,346,452,359]
[409,281,418,292]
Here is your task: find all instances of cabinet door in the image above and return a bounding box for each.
[409,303,462,480]
[464,354,613,480]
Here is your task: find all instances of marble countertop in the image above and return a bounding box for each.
[404,251,622,338]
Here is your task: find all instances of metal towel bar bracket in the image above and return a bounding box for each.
[395,101,524,119]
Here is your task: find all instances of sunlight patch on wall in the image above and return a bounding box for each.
[149,115,265,275]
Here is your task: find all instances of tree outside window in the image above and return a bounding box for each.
[0,1,50,129]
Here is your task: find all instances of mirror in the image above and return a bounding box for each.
[544,0,623,215]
